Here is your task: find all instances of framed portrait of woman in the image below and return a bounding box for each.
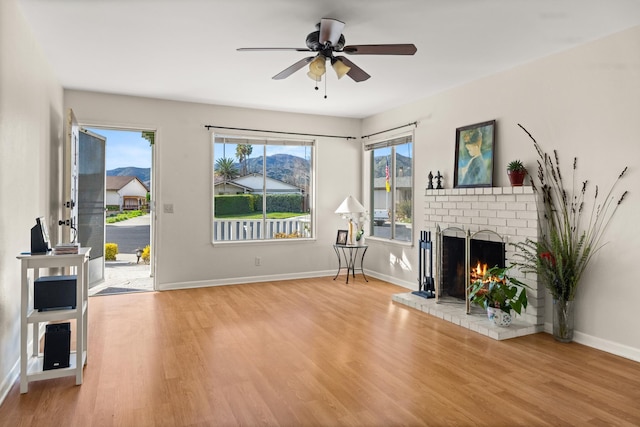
[454,120,496,188]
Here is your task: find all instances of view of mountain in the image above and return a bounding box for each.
[241,154,310,188]
[373,153,412,177]
[107,167,151,187]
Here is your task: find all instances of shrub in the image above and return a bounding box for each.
[214,194,304,216]
[214,194,256,215]
[396,200,412,221]
[274,231,302,239]
[105,243,118,261]
[266,194,303,213]
[141,245,150,264]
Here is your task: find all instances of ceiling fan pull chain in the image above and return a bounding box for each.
[324,76,328,99]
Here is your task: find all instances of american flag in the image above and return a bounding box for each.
[385,158,390,192]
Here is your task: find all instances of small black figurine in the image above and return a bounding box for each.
[427,171,434,189]
[435,171,443,189]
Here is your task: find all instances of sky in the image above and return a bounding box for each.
[85,127,152,170]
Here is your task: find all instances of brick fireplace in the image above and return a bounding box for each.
[392,186,545,340]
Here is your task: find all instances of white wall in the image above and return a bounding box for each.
[0,0,64,402]
[64,91,362,289]
[362,26,640,359]
[121,179,148,198]
[106,190,120,206]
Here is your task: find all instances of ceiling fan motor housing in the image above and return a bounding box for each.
[306,30,346,52]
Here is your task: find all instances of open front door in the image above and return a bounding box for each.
[64,109,79,244]
[78,128,106,286]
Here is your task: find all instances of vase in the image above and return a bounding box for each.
[553,299,575,342]
[486,306,512,327]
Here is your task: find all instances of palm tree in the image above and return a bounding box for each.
[235,144,253,176]
[215,157,239,193]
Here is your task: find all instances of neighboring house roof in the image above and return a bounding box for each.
[215,174,302,193]
[106,176,149,192]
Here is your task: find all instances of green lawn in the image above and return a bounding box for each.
[106,210,145,224]
[215,212,305,220]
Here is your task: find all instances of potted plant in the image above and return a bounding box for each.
[511,124,628,342]
[468,265,529,327]
[507,160,527,186]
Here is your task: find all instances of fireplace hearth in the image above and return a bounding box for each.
[392,186,545,340]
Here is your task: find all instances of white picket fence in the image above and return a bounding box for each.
[214,216,310,241]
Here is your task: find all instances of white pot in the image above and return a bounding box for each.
[487,306,512,327]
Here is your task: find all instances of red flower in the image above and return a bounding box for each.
[540,252,556,266]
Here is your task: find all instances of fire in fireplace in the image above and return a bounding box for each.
[435,227,505,313]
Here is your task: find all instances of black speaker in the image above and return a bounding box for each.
[31,217,51,254]
[34,275,77,311]
[43,322,71,370]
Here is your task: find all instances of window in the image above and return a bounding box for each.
[366,134,413,242]
[212,134,313,242]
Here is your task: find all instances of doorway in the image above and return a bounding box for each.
[84,127,155,296]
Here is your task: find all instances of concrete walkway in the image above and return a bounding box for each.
[89,214,154,296]
[89,253,154,296]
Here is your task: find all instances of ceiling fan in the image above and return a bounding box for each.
[237,18,417,83]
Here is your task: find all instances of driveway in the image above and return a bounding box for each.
[105,214,151,254]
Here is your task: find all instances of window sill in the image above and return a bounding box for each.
[212,237,316,247]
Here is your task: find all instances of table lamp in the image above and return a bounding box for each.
[335,196,366,245]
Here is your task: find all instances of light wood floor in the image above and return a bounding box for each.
[1,276,639,426]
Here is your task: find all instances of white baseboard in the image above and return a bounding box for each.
[0,358,19,408]
[157,269,419,293]
[156,269,338,291]
[0,324,51,406]
[364,271,417,291]
[543,322,640,362]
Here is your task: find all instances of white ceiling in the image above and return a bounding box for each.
[17,0,640,119]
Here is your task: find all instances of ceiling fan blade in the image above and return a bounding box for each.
[272,57,315,80]
[237,47,311,52]
[319,18,345,46]
[342,44,417,55]
[335,57,370,82]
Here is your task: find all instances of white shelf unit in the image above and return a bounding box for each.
[17,247,91,394]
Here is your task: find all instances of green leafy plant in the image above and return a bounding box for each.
[468,265,529,314]
[106,210,144,224]
[507,160,526,171]
[511,124,628,301]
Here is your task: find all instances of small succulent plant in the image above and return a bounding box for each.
[507,160,525,171]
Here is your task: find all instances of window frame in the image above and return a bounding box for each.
[211,132,315,244]
[365,133,414,244]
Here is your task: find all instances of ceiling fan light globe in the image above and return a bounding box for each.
[308,56,326,76]
[307,71,322,81]
[332,59,351,79]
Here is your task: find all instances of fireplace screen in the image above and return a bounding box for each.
[436,227,505,313]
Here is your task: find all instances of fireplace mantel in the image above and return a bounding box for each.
[393,185,545,340]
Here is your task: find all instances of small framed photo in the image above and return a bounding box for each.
[454,120,496,188]
[336,229,348,245]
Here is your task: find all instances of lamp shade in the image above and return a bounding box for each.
[307,71,322,81]
[335,196,366,215]
[332,58,351,79]
[308,55,326,78]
